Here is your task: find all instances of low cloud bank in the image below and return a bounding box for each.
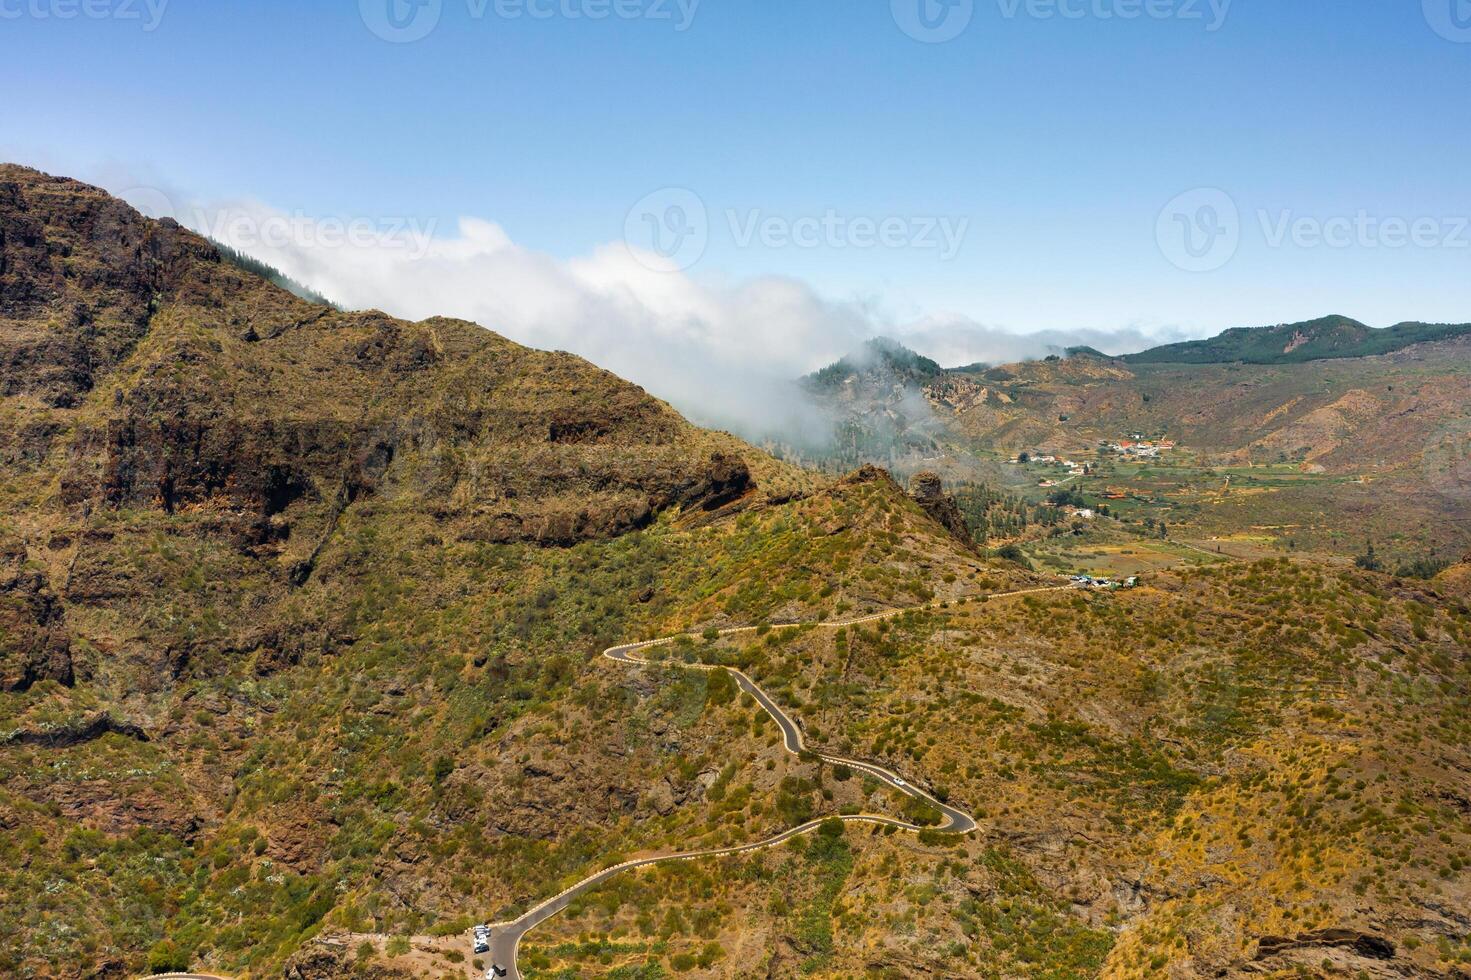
[155,194,1181,444]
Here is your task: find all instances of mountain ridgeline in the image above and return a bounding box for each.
[1123,314,1471,365]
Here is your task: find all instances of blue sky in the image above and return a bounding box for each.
[3,0,1469,370]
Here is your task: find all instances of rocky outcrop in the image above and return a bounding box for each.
[841,463,901,490]
[3,712,146,747]
[0,532,72,691]
[908,471,976,551]
[283,940,417,980]
[263,804,332,873]
[674,451,753,512]
[1255,929,1396,961]
[36,779,200,842]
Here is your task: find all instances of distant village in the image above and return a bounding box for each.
[1010,436,1182,515]
[1105,437,1177,459]
[1015,435,1177,474]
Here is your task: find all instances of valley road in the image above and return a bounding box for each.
[485,586,1068,978]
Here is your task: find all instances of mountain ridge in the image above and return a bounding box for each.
[1124,314,1471,365]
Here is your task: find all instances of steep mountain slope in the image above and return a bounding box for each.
[0,164,814,695]
[0,167,1017,977]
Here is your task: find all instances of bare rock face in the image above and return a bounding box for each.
[842,463,902,490]
[1,165,768,565]
[38,780,201,842]
[674,451,753,512]
[909,471,945,501]
[0,170,201,408]
[264,805,332,873]
[282,941,415,980]
[281,946,350,980]
[0,532,73,691]
[908,471,976,551]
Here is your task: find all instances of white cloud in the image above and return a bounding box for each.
[174,197,1181,443]
[897,315,1188,368]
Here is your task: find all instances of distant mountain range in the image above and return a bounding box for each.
[1122,315,1471,366]
[806,317,1471,395]
[800,318,1471,558]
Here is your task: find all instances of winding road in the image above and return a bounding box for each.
[485,586,1068,978]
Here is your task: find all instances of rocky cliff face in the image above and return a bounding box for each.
[0,165,774,555]
[0,530,71,691]
[0,171,171,408]
[0,166,795,685]
[908,470,975,551]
